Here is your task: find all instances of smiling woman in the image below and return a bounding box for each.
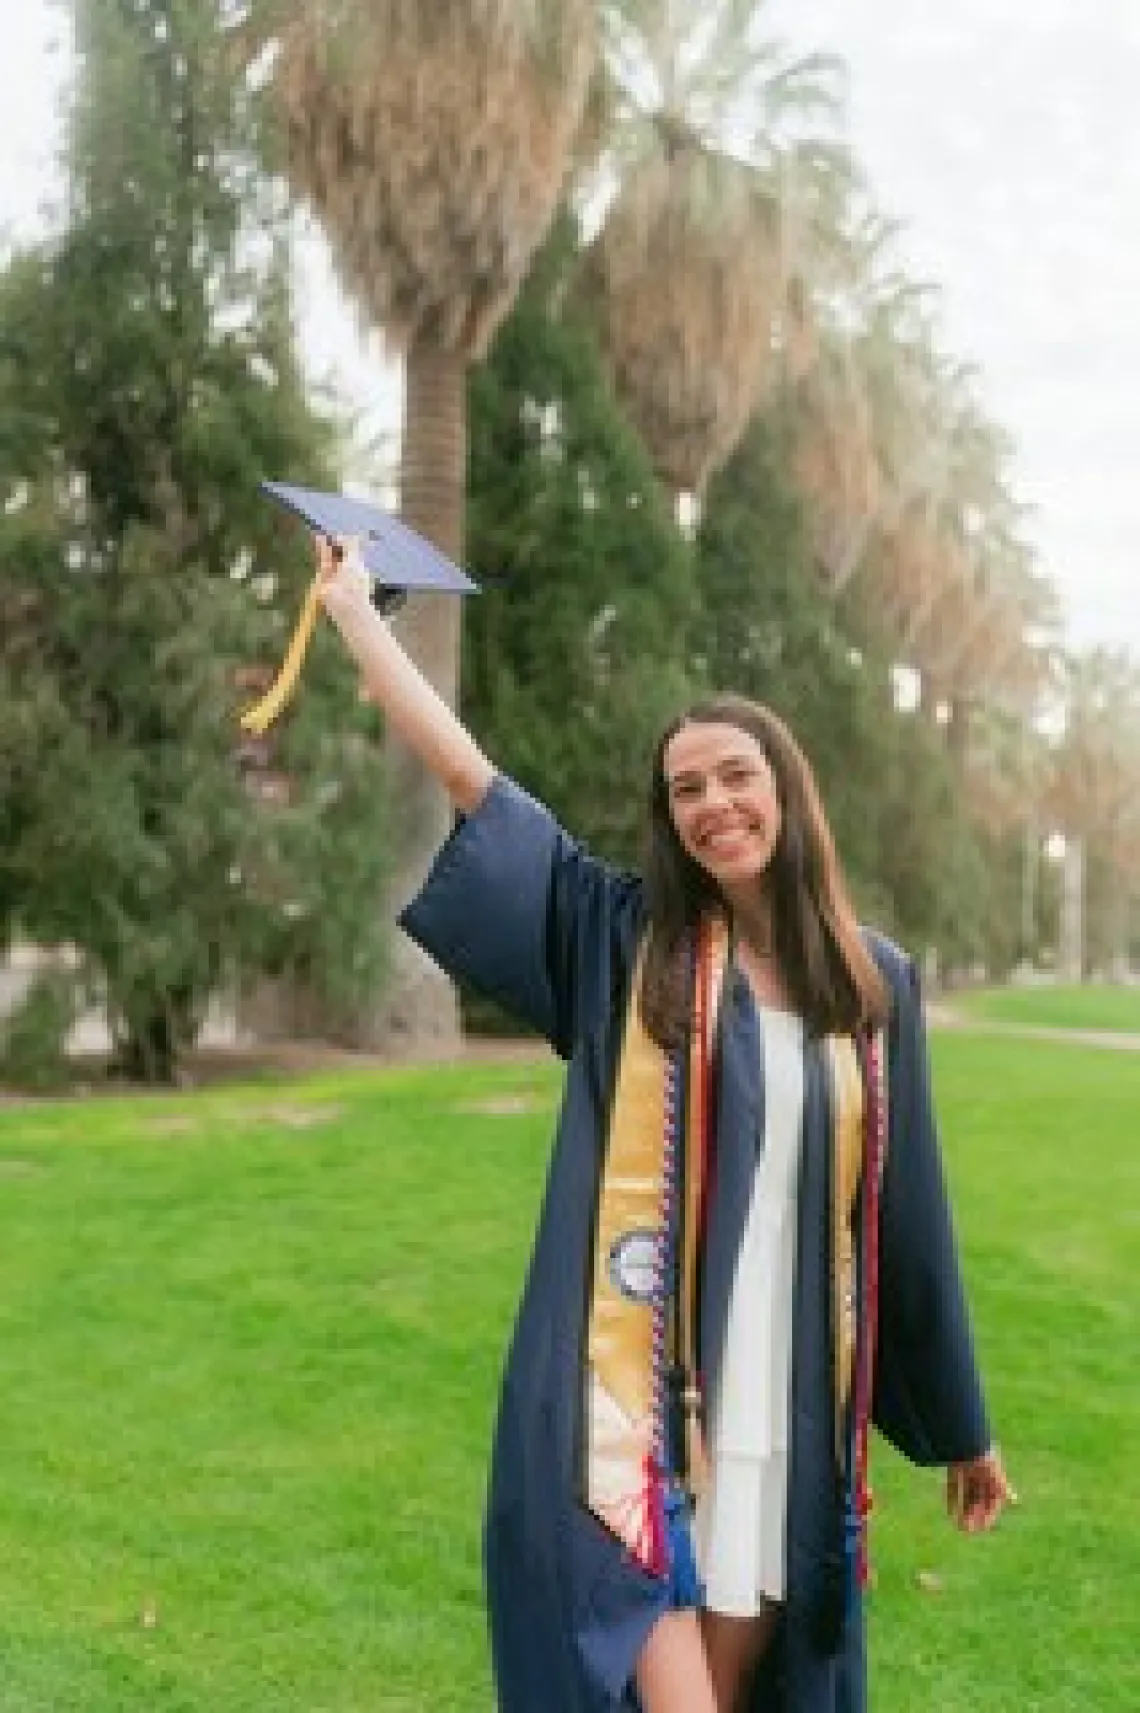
[311,541,1014,1713]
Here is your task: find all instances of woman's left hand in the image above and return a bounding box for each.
[946,1447,1015,1533]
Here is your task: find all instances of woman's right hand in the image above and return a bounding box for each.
[315,533,373,630]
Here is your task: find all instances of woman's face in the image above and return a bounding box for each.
[662,721,782,890]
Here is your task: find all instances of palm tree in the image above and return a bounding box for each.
[242,0,599,1045]
[581,0,846,501]
[1046,650,1140,975]
[887,389,1054,736]
[783,321,882,590]
[956,700,1046,841]
[919,543,1057,707]
[784,264,969,617]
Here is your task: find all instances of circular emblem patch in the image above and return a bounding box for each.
[608,1229,663,1304]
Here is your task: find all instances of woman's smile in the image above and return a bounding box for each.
[696,821,763,861]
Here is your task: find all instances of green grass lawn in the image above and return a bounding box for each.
[952,982,1140,1035]
[0,1033,1136,1711]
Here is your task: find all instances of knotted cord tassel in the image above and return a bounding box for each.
[239,574,323,735]
[664,1484,703,1608]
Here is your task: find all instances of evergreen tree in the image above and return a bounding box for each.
[466,222,695,868]
[0,0,388,1081]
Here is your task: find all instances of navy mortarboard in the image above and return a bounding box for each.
[240,482,477,734]
[261,482,477,600]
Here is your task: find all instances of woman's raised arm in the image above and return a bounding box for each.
[316,534,494,814]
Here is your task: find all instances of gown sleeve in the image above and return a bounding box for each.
[398,773,640,1060]
[871,944,992,1465]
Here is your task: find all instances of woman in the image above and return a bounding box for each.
[316,537,1011,1713]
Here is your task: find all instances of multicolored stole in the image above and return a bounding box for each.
[582,917,729,1576]
[824,1030,889,1595]
[582,918,890,1590]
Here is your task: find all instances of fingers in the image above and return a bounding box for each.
[315,530,366,572]
[314,533,372,622]
[314,532,339,579]
[963,1481,997,1533]
[948,1452,1015,1534]
[945,1465,963,1525]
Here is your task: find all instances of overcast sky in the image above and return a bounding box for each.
[768,0,1140,660]
[3,1,1137,660]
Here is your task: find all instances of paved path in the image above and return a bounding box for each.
[925,1002,1140,1052]
[191,1014,1140,1075]
[5,1012,1139,1107]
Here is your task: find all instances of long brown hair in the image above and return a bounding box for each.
[639,694,889,1048]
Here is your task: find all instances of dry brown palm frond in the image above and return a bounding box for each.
[918,571,994,676]
[912,542,1046,710]
[581,137,784,493]
[786,356,882,582]
[959,743,1033,835]
[778,274,819,383]
[579,2,847,496]
[259,0,597,357]
[601,0,844,163]
[954,602,1053,703]
[872,511,951,645]
[790,435,881,582]
[914,536,1057,702]
[566,54,625,193]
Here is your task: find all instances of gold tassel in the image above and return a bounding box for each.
[239,575,323,735]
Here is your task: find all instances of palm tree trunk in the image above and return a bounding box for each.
[367,339,467,1051]
[1058,836,1085,981]
[945,694,969,763]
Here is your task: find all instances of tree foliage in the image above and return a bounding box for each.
[465,220,694,867]
[466,238,1014,975]
[0,0,389,1081]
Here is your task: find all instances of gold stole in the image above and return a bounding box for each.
[583,918,728,1574]
[819,1031,890,1469]
[827,1036,867,1458]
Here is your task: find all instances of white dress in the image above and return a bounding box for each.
[695,1005,805,1614]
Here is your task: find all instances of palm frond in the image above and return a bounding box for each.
[257,0,598,357]
[583,139,784,492]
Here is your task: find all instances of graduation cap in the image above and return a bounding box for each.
[239,481,477,735]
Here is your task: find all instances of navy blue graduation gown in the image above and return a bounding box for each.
[401,777,991,1713]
